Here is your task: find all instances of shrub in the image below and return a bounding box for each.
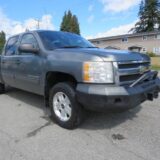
[146,52,157,57]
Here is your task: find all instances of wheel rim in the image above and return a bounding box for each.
[53,92,72,122]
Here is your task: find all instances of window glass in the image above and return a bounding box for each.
[96,41,100,44]
[38,31,95,50]
[122,37,128,42]
[20,34,38,55]
[153,47,160,55]
[5,36,19,56]
[21,34,38,49]
[142,36,147,40]
[155,34,160,39]
[142,48,147,52]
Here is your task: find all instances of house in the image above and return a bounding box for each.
[89,31,160,55]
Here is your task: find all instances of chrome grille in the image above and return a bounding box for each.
[116,61,151,85]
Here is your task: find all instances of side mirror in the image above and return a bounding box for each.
[18,43,39,54]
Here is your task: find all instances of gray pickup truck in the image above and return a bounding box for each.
[0,30,160,129]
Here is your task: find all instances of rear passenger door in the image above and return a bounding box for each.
[15,33,43,94]
[1,36,19,86]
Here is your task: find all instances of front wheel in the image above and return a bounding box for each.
[0,83,5,94]
[49,82,85,129]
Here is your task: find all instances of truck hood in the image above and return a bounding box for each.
[55,48,150,62]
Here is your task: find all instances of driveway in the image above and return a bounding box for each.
[0,87,160,160]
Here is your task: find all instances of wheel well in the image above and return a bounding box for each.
[44,72,77,107]
[46,72,77,87]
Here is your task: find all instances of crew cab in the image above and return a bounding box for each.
[0,30,160,129]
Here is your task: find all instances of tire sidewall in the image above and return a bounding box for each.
[49,83,82,129]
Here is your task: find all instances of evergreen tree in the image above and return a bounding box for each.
[131,0,160,33]
[0,31,6,54]
[60,10,80,35]
[70,15,80,35]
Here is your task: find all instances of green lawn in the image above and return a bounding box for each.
[151,65,160,71]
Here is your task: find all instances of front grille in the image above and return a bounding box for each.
[117,61,151,85]
[119,74,142,82]
[118,62,150,69]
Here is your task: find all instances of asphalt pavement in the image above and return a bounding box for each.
[0,86,160,160]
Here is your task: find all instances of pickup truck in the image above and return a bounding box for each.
[0,30,160,129]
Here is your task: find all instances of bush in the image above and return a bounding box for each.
[146,52,157,57]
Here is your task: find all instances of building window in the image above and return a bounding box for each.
[122,37,128,42]
[155,34,160,39]
[142,47,147,53]
[142,35,147,40]
[153,47,160,55]
[95,41,100,44]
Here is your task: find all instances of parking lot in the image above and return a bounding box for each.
[0,86,160,160]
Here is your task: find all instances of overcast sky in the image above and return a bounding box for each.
[0,0,141,39]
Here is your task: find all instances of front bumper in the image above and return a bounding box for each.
[76,73,160,111]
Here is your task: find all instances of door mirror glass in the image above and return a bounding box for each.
[19,43,39,54]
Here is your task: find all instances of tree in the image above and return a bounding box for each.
[60,10,80,35]
[131,0,160,33]
[0,31,6,54]
[70,15,80,35]
[60,12,67,32]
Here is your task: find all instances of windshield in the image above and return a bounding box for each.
[38,31,96,50]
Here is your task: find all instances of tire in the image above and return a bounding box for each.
[0,83,5,94]
[49,82,85,129]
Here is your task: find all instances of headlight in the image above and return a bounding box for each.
[83,62,114,83]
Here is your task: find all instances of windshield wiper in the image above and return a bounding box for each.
[61,46,98,49]
[62,45,83,48]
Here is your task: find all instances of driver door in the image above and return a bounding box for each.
[15,33,43,94]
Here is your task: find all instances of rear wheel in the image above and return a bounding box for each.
[49,82,85,129]
[0,83,5,94]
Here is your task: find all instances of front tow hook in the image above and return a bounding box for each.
[147,93,154,101]
[147,91,159,101]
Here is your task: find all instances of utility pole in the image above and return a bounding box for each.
[34,19,40,29]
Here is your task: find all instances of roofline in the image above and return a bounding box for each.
[89,31,160,42]
[8,30,35,38]
[8,29,80,39]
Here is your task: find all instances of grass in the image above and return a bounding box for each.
[151,65,160,71]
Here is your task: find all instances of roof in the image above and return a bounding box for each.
[89,31,160,42]
[9,29,77,38]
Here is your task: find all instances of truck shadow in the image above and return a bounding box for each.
[6,87,142,130]
[80,106,142,130]
[5,87,45,110]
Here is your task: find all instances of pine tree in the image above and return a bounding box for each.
[0,31,6,54]
[131,0,160,33]
[70,15,80,35]
[60,10,80,35]
[60,12,67,31]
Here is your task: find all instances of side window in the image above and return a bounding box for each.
[5,36,19,56]
[21,34,38,49]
